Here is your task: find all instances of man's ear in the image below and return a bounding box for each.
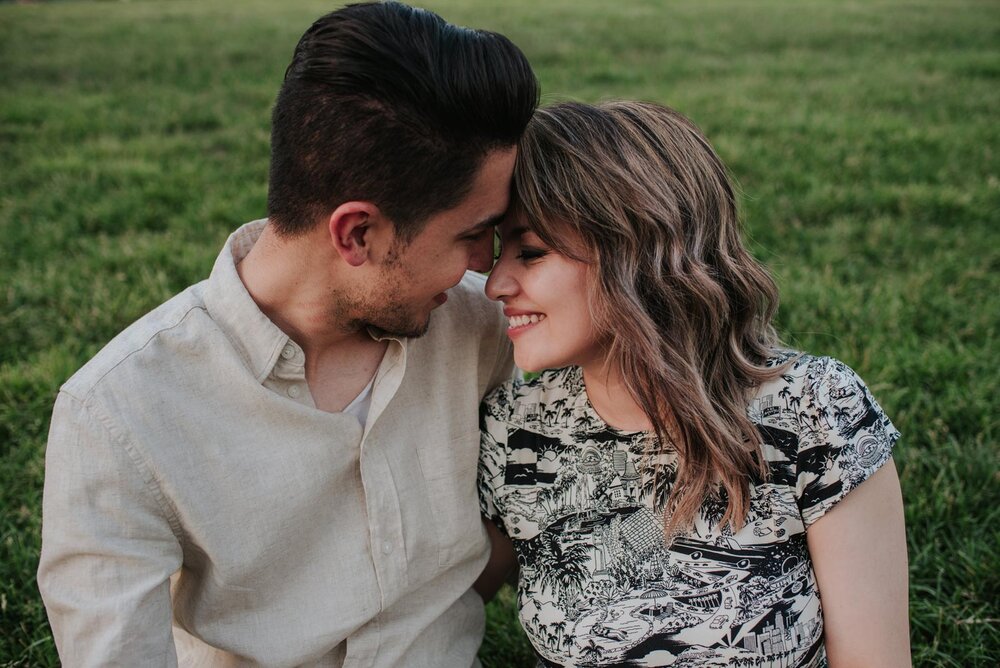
[327,202,382,267]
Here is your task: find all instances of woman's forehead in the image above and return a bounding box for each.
[497,215,530,238]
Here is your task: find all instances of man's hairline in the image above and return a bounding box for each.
[270,142,518,244]
[390,143,519,246]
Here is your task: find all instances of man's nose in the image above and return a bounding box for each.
[468,234,495,273]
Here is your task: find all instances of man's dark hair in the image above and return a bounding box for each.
[267,1,539,240]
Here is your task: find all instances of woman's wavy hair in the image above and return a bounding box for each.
[510,101,787,533]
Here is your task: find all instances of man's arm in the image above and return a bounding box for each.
[473,518,517,603]
[38,392,183,667]
[484,298,518,394]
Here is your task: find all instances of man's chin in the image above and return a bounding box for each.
[366,313,432,340]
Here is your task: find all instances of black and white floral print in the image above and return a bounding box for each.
[478,353,899,667]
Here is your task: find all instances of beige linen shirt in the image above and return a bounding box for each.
[38,220,514,667]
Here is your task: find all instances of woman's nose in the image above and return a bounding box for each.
[485,255,517,302]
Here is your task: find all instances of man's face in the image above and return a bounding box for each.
[358,147,517,337]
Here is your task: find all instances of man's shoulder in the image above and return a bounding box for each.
[429,271,504,338]
[409,272,513,393]
[61,282,211,402]
[445,271,495,314]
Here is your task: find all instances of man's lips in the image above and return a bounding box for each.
[433,292,448,305]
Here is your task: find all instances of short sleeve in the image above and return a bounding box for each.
[477,383,513,534]
[795,357,901,527]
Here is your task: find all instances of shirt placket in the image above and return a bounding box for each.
[345,340,408,668]
[266,340,313,407]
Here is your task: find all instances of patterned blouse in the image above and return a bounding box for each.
[478,353,900,667]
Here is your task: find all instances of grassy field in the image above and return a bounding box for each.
[1,0,997,665]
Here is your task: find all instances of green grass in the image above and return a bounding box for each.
[1,0,997,665]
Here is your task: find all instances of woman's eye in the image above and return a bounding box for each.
[516,247,548,261]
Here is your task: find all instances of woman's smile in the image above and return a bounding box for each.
[504,309,547,333]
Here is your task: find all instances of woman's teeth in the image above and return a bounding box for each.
[509,314,545,328]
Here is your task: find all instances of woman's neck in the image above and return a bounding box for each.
[581,361,653,432]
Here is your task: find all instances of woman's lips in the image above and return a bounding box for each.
[506,313,546,334]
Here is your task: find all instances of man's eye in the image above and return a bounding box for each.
[461,229,489,244]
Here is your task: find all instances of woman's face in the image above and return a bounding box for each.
[485,218,604,373]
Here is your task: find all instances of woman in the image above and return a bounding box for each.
[475,101,910,666]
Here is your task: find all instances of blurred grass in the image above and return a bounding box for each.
[1,0,997,665]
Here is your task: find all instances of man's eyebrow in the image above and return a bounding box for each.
[458,213,505,237]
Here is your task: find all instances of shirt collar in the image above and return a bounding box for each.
[203,219,292,383]
[366,326,405,344]
[203,220,407,383]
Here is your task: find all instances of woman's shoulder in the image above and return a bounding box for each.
[750,350,899,455]
[481,366,583,424]
[751,351,900,518]
[755,351,879,404]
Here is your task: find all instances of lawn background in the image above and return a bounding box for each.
[0,0,997,665]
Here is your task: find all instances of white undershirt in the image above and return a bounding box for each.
[341,375,375,426]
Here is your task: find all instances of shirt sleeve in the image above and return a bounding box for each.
[485,303,517,395]
[795,357,901,527]
[38,391,183,667]
[477,385,512,534]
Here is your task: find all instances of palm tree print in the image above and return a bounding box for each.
[640,461,672,512]
[534,531,590,602]
[778,385,791,410]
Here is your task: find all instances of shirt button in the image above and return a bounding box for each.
[381,540,393,555]
[281,344,296,360]
[287,385,301,399]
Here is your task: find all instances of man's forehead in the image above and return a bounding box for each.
[457,212,506,237]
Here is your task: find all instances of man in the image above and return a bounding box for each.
[37,3,538,665]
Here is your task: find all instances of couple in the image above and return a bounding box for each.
[38,3,909,666]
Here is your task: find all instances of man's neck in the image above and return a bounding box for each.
[237,223,365,353]
[236,222,389,412]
